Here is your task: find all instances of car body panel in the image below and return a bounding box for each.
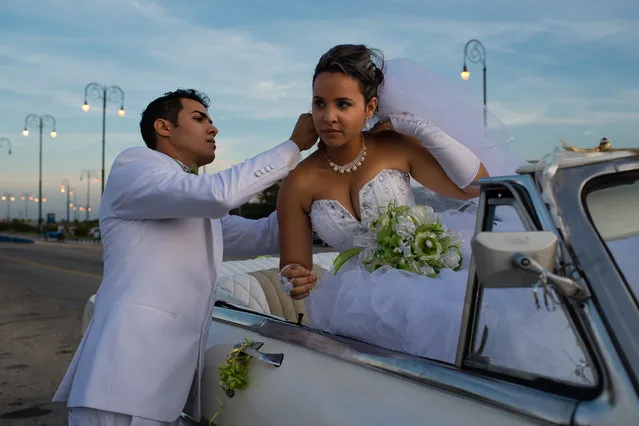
[200,308,576,426]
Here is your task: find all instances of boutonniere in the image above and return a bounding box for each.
[173,159,199,175]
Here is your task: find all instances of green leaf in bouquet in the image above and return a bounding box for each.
[332,247,363,274]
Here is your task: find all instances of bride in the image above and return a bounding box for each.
[277,44,591,380]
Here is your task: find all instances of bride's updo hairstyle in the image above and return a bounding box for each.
[313,44,385,108]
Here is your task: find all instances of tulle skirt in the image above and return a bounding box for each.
[306,212,476,364]
[306,259,469,363]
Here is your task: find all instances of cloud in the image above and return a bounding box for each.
[1,0,638,195]
[488,87,639,126]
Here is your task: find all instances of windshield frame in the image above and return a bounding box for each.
[550,155,639,393]
[583,169,639,301]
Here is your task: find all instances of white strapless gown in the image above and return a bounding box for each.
[305,169,593,385]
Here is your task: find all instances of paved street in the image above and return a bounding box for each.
[0,241,103,426]
[0,238,334,425]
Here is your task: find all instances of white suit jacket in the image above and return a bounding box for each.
[52,141,301,422]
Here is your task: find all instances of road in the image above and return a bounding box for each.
[0,238,335,425]
[0,241,103,426]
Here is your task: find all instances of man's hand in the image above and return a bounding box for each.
[290,113,318,152]
[280,264,317,300]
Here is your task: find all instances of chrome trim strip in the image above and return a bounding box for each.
[178,412,201,425]
[212,304,577,424]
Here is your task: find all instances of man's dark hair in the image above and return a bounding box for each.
[139,89,210,150]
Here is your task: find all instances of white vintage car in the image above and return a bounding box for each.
[83,145,639,425]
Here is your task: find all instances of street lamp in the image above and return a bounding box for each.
[82,82,126,196]
[80,169,99,221]
[22,114,56,232]
[1,193,15,221]
[461,39,487,127]
[20,193,33,220]
[0,137,11,155]
[60,179,73,224]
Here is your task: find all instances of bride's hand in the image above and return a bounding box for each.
[279,264,317,300]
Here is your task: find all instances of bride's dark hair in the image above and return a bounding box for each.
[313,44,385,107]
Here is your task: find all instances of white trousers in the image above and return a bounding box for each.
[68,407,180,426]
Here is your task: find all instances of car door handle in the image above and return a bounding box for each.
[234,341,284,367]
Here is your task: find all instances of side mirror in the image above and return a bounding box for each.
[471,231,591,300]
[471,232,558,288]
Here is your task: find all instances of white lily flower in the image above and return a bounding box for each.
[408,205,436,225]
[394,216,417,239]
[440,249,462,269]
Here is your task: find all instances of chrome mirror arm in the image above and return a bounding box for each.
[512,253,591,301]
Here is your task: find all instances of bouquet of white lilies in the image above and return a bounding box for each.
[333,202,463,278]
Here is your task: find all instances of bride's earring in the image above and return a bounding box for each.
[363,117,370,130]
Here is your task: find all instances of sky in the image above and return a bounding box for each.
[0,0,637,221]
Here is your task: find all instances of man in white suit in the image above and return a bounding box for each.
[53,89,319,425]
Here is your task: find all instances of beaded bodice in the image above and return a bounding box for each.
[309,169,414,252]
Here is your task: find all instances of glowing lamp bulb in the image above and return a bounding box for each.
[460,66,470,81]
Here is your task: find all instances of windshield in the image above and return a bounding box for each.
[584,170,639,302]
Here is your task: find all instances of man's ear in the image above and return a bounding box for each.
[154,118,172,138]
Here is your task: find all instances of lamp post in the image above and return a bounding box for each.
[1,193,15,221]
[461,39,487,127]
[20,193,33,220]
[80,169,98,221]
[72,191,78,221]
[82,83,126,196]
[0,137,11,155]
[22,114,57,232]
[60,179,73,224]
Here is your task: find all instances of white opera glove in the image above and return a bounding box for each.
[389,112,481,188]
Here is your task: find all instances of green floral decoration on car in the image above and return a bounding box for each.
[209,338,257,425]
[218,338,255,398]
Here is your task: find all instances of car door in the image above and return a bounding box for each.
[197,304,578,426]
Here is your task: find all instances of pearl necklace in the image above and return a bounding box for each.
[326,140,367,174]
